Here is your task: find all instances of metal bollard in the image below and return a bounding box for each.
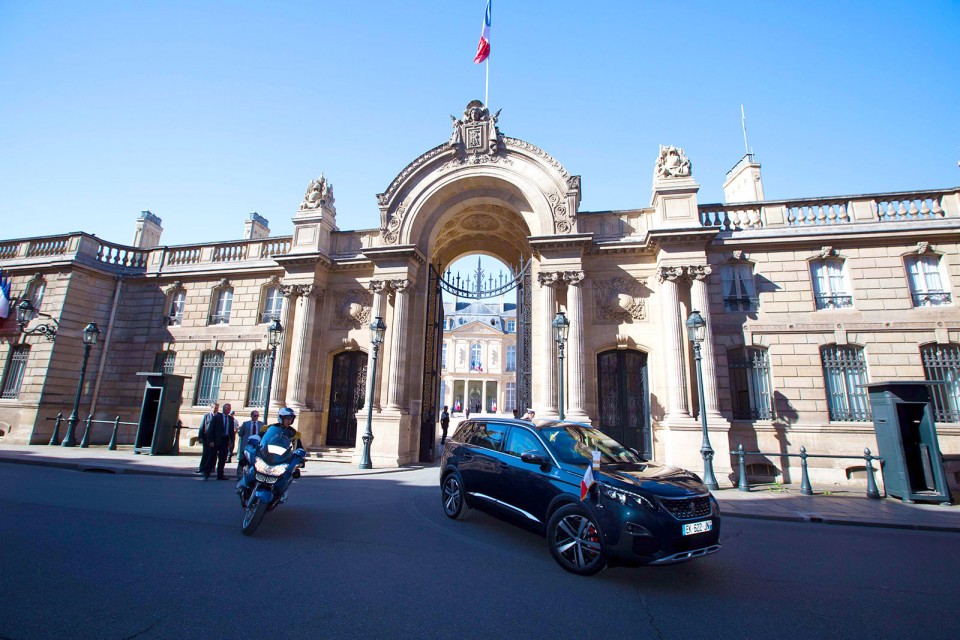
[173,420,183,455]
[737,445,750,492]
[79,416,92,448]
[108,416,120,451]
[48,413,63,446]
[800,446,813,496]
[864,448,881,499]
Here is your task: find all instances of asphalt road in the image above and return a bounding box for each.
[0,463,958,640]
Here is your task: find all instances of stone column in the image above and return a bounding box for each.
[657,266,690,419]
[563,270,588,420]
[688,265,722,418]
[271,285,297,405]
[366,280,387,410]
[284,285,321,411]
[537,271,559,415]
[385,279,411,412]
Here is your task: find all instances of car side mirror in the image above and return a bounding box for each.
[520,451,549,467]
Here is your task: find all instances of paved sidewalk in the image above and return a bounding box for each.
[1,443,958,532]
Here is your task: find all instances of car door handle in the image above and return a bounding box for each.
[462,452,473,461]
[499,461,509,469]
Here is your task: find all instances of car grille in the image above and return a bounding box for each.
[660,495,711,520]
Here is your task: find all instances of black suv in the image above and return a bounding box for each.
[440,418,721,575]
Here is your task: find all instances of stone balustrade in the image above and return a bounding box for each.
[331,229,379,258]
[577,209,651,241]
[700,188,959,232]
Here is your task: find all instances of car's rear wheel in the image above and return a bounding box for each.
[547,504,607,576]
[441,473,471,520]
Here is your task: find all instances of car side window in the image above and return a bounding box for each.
[451,421,476,443]
[465,422,507,452]
[504,428,547,458]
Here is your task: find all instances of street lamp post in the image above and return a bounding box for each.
[261,318,284,425]
[62,323,101,447]
[359,316,386,469]
[16,299,58,340]
[686,310,719,490]
[553,311,570,421]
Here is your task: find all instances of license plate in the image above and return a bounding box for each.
[682,520,713,536]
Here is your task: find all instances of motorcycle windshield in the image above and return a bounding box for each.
[257,426,294,465]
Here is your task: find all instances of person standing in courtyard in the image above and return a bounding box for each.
[236,410,263,467]
[439,405,450,445]
[196,402,219,475]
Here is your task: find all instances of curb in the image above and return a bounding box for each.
[723,510,960,533]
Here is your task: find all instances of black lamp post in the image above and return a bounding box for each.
[552,311,570,420]
[62,322,101,447]
[16,299,58,340]
[686,310,719,490]
[359,316,386,469]
[261,318,284,425]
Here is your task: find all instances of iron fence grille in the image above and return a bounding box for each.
[822,346,871,421]
[729,347,773,420]
[1,346,30,399]
[196,351,224,405]
[922,344,960,422]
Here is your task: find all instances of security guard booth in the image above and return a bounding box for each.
[133,372,187,455]
[866,382,953,504]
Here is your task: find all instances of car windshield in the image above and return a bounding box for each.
[539,424,642,465]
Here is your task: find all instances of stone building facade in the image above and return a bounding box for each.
[1,100,958,490]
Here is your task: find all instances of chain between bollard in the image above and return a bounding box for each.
[108,416,120,450]
[48,413,63,446]
[800,446,813,496]
[737,444,750,492]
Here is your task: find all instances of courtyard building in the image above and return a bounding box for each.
[1,101,958,490]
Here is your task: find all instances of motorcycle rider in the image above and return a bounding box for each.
[237,406,305,502]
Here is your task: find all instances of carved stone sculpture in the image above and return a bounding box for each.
[655,145,692,179]
[594,276,648,323]
[300,174,334,211]
[332,288,373,329]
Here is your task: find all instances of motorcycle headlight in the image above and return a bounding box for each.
[254,457,290,477]
[599,483,657,511]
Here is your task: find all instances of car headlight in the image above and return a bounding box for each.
[599,483,657,511]
[254,458,290,477]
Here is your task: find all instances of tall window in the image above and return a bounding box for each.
[247,351,271,408]
[506,345,517,372]
[211,287,233,324]
[470,343,483,372]
[921,344,960,422]
[261,286,284,322]
[167,290,186,325]
[153,351,176,374]
[441,344,447,370]
[506,319,516,333]
[728,347,773,420]
[24,278,45,312]
[906,255,951,307]
[721,263,759,311]
[1,346,30,399]
[505,382,517,413]
[821,345,871,421]
[195,351,224,405]
[811,259,853,309]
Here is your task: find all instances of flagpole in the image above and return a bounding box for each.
[485,59,489,107]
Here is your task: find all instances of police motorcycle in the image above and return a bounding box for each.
[236,407,307,535]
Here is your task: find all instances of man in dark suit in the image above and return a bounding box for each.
[208,402,237,480]
[197,402,219,476]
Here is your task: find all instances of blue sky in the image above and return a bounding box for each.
[1,1,958,247]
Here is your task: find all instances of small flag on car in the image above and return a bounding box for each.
[580,464,595,501]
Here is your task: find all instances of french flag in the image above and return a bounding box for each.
[474,1,491,64]
[580,464,595,501]
[0,269,11,319]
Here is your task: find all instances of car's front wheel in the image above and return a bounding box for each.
[547,504,607,576]
[441,473,471,520]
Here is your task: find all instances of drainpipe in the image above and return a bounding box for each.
[89,274,124,416]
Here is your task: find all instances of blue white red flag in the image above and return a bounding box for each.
[0,269,11,319]
[474,1,491,64]
[580,463,595,500]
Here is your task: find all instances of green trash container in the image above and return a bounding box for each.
[866,382,953,504]
[133,372,187,455]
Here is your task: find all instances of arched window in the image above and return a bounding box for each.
[821,345,870,421]
[167,289,186,325]
[24,275,45,312]
[261,286,284,323]
[906,254,951,307]
[195,351,224,405]
[470,343,482,372]
[728,347,773,419]
[921,344,960,422]
[811,258,853,309]
[210,286,233,325]
[720,262,758,311]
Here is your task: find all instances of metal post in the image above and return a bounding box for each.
[108,416,120,450]
[557,341,565,421]
[62,342,92,447]
[800,446,813,496]
[262,344,277,425]
[48,412,63,446]
[359,340,381,469]
[864,448,881,499]
[79,416,92,448]
[692,341,719,490]
[737,444,750,492]
[172,419,182,454]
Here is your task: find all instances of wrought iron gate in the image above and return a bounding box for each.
[326,351,368,447]
[419,264,444,462]
[597,349,650,456]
